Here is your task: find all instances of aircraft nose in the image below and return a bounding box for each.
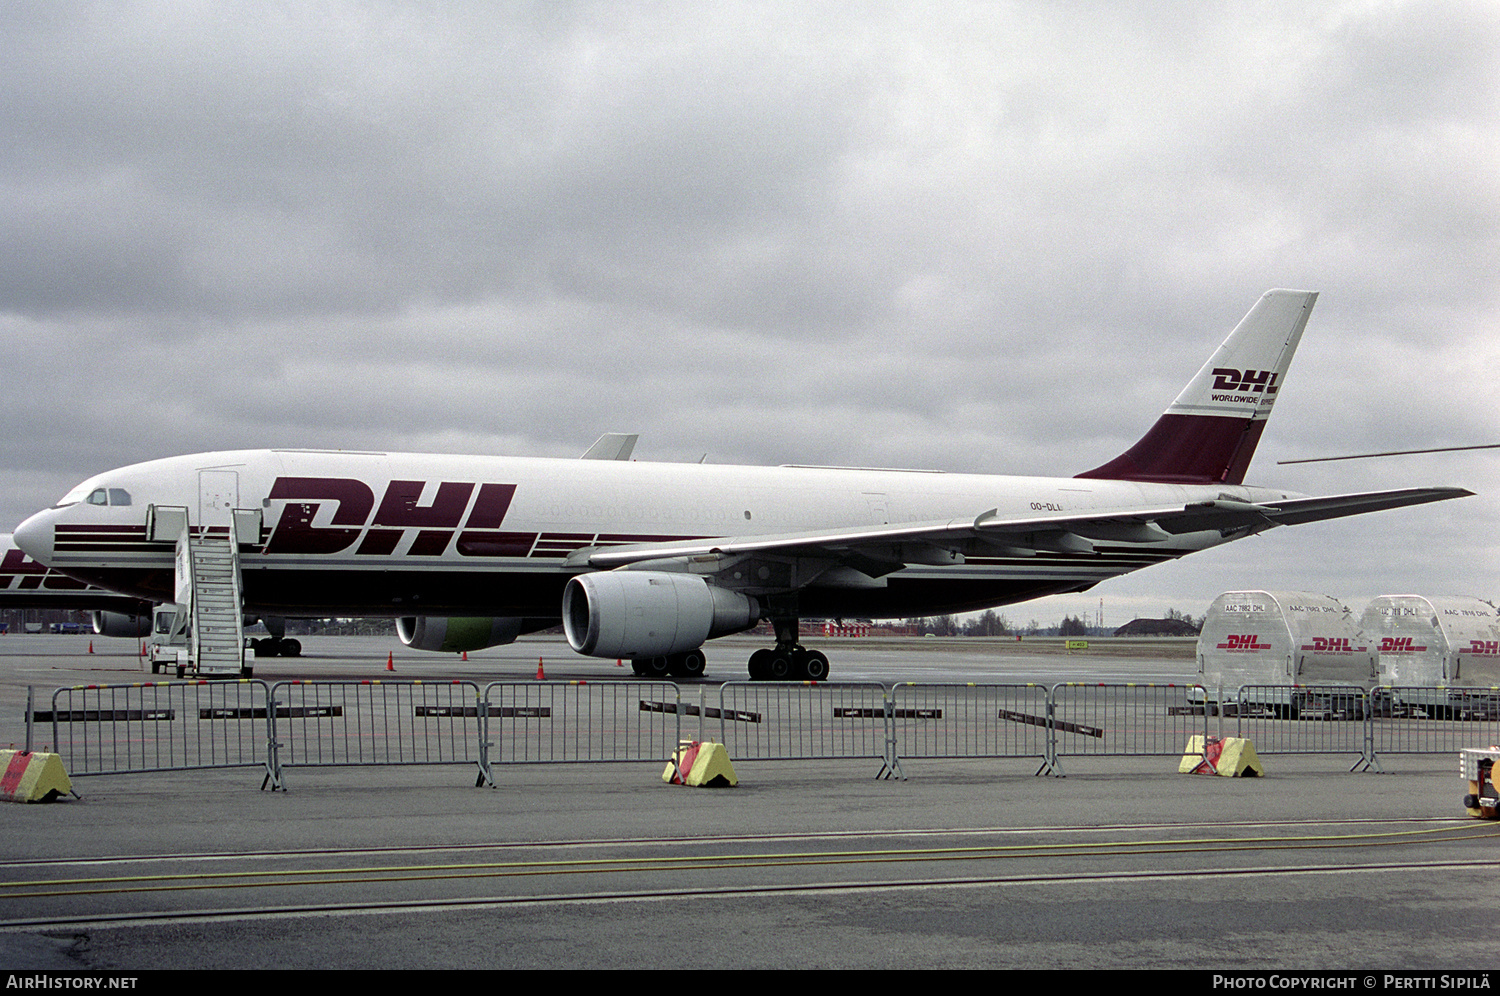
[13,508,56,565]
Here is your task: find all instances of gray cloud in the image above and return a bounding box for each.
[3,1,1495,622]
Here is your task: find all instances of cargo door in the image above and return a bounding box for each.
[198,470,239,532]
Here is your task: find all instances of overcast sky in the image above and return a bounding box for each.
[2,1,1496,627]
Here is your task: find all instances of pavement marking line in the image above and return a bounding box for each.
[4,821,1496,899]
[5,857,1500,933]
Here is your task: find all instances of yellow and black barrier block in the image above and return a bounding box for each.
[1179,735,1264,777]
[663,741,737,788]
[0,750,75,803]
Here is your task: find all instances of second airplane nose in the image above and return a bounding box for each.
[12,508,56,565]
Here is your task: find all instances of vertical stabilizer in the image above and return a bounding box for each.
[1076,289,1317,485]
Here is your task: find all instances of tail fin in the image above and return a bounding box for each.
[1076,289,1317,485]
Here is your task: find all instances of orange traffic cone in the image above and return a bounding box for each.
[88,641,94,654]
[616,658,624,667]
[461,651,467,661]
[386,652,395,672]
[536,657,546,680]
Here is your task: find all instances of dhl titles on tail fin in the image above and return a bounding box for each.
[1077,289,1317,485]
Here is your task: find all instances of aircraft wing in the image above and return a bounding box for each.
[582,486,1472,570]
[1234,487,1474,527]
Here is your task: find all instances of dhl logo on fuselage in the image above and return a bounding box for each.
[265,477,522,558]
[1216,634,1271,652]
[261,477,692,559]
[1379,637,1428,653]
[1464,640,1500,657]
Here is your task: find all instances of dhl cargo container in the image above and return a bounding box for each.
[1360,595,1500,717]
[1193,591,1376,717]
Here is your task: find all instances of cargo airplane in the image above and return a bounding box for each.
[13,291,1471,680]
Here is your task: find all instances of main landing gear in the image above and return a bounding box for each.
[622,620,832,682]
[630,649,707,679]
[747,645,829,681]
[250,637,302,658]
[745,617,829,681]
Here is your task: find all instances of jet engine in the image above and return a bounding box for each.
[91,611,151,639]
[563,571,760,659]
[396,616,525,653]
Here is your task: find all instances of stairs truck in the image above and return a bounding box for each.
[142,500,257,679]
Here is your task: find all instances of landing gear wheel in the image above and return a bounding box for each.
[801,650,829,681]
[767,653,793,680]
[280,638,301,658]
[631,659,649,676]
[748,649,771,680]
[638,656,671,678]
[668,650,706,679]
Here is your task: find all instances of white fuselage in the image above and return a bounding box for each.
[15,448,1302,619]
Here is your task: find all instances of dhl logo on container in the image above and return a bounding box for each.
[1216,634,1271,652]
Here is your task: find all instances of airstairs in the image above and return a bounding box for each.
[182,531,245,676]
[148,503,255,678]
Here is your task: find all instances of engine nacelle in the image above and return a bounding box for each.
[396,616,525,653]
[563,572,760,659]
[92,611,151,638]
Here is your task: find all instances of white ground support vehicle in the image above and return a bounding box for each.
[1192,590,1376,718]
[146,603,192,676]
[1362,595,1500,719]
[146,603,296,678]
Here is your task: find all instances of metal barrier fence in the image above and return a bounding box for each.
[1049,683,1208,774]
[1226,685,1374,771]
[44,680,272,778]
[1371,685,1500,764]
[481,681,682,771]
[266,680,487,789]
[889,683,1051,775]
[35,679,1500,787]
[714,682,894,774]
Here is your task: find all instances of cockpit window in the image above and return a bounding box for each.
[84,488,132,507]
